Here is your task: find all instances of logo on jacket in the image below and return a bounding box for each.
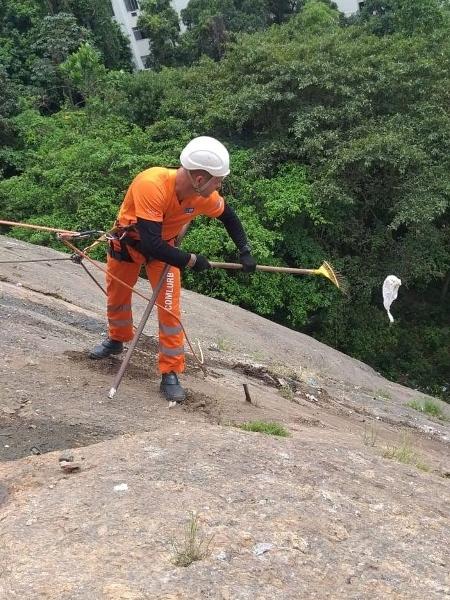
[184,207,194,214]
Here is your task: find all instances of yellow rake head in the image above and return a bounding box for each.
[314,261,349,294]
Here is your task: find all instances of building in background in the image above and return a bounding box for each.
[110,0,150,70]
[336,0,365,15]
[111,0,364,71]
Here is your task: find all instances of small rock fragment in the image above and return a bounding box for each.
[252,542,273,556]
[58,452,74,463]
[305,393,318,402]
[113,483,128,492]
[60,462,81,473]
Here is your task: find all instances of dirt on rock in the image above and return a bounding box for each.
[0,236,449,599]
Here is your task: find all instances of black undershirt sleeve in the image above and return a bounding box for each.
[136,218,191,268]
[217,203,248,252]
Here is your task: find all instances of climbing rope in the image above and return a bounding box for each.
[0,257,73,264]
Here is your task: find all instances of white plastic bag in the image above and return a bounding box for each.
[382,275,402,323]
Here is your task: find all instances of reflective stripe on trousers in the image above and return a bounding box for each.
[159,323,183,335]
[159,342,185,356]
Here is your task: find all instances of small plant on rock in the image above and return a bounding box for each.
[382,434,429,471]
[376,389,392,400]
[279,385,295,400]
[216,336,231,351]
[362,422,378,447]
[237,421,289,437]
[171,512,213,567]
[407,399,447,420]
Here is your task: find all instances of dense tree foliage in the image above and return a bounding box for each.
[0,0,131,112]
[356,0,447,35]
[0,0,448,399]
[139,0,338,66]
[48,0,133,70]
[138,0,181,69]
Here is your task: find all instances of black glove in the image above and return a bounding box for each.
[239,248,257,273]
[191,254,212,272]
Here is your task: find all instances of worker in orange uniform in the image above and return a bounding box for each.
[90,136,256,404]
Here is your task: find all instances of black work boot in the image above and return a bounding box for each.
[89,338,123,359]
[160,372,186,405]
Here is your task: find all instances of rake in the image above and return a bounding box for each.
[209,260,348,293]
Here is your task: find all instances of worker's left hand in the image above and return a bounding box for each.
[239,249,257,273]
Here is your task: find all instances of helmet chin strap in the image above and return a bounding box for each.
[187,170,212,194]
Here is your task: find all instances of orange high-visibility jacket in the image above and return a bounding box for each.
[117,167,225,239]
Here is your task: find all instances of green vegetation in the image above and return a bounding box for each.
[0,0,449,400]
[237,421,290,437]
[279,386,295,401]
[138,0,328,68]
[362,422,378,447]
[215,336,231,351]
[407,399,448,420]
[382,435,429,471]
[171,512,213,567]
[376,390,392,401]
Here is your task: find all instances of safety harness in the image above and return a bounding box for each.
[106,223,144,263]
[108,235,142,263]
[106,222,179,264]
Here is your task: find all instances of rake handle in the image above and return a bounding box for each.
[209,261,315,276]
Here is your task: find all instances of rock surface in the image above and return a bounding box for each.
[0,236,449,599]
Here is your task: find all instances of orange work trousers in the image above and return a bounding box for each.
[106,245,184,374]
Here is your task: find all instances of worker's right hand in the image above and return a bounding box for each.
[190,254,212,272]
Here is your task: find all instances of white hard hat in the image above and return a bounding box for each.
[180,136,230,177]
